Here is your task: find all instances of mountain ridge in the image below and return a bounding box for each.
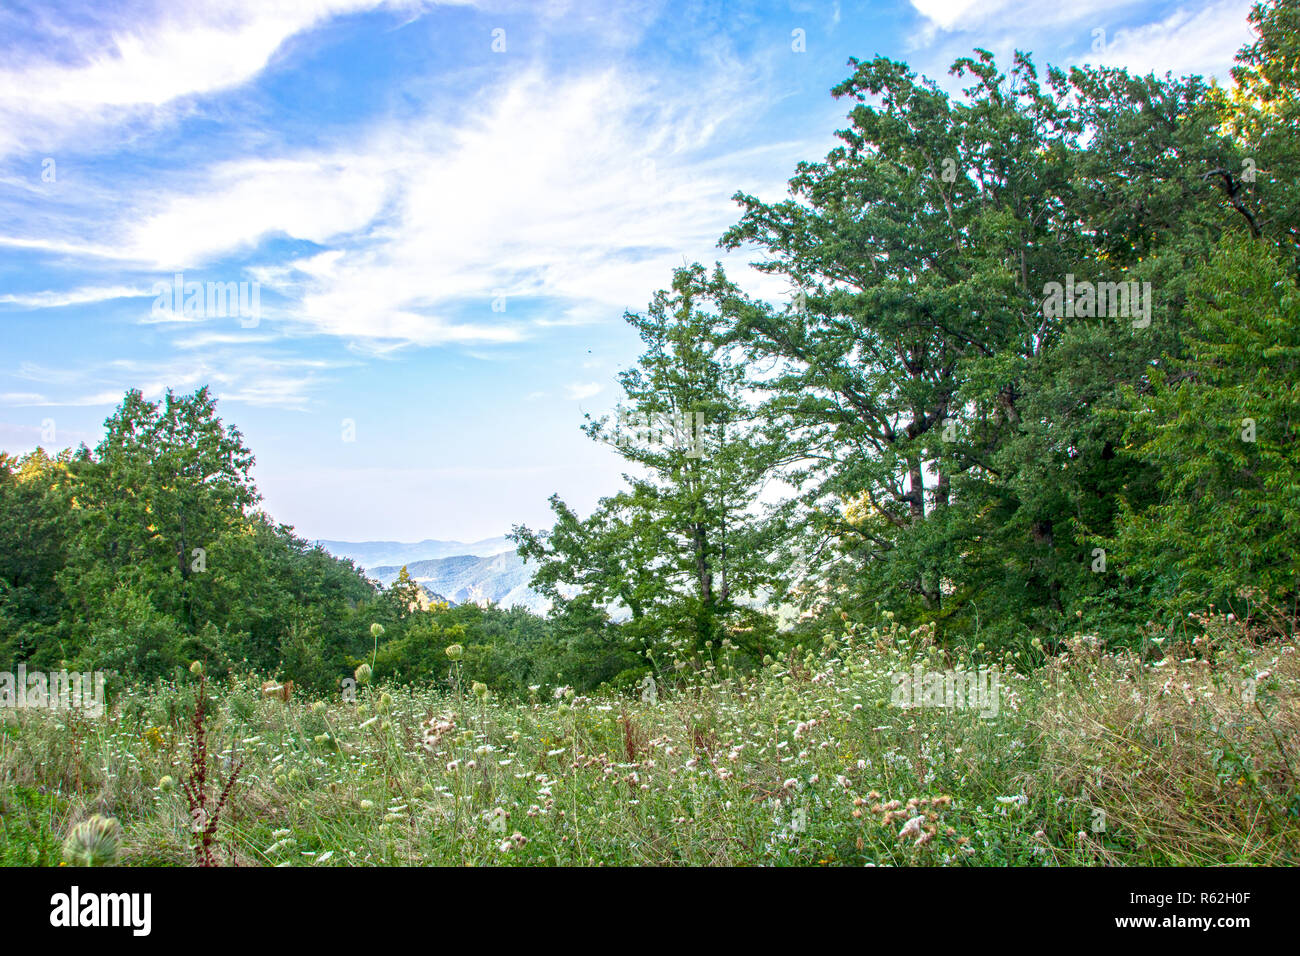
[316,539,552,615]
[313,535,514,569]
[367,551,549,615]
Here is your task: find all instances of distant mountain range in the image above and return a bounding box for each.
[317,537,785,626]
[367,551,549,615]
[315,537,551,615]
[313,536,514,569]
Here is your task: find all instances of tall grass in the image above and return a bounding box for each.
[1,610,1295,866]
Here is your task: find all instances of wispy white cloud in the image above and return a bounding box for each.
[12,351,340,410]
[565,382,603,400]
[122,156,399,268]
[7,61,794,358]
[0,0,458,158]
[0,234,122,258]
[909,0,1135,32]
[0,389,126,408]
[906,0,1251,82]
[273,65,777,349]
[0,284,151,308]
[1074,0,1255,78]
[0,0,821,384]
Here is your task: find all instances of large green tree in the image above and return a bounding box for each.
[514,265,783,668]
[64,388,257,631]
[1110,240,1300,619]
[717,42,1261,646]
[718,51,1083,629]
[0,448,77,666]
[0,388,377,686]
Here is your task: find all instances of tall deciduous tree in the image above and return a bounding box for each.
[0,448,76,665]
[719,51,1081,623]
[718,44,1260,644]
[1111,238,1300,619]
[64,387,258,636]
[514,264,782,666]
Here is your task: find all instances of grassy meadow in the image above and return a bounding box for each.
[2,611,1296,867]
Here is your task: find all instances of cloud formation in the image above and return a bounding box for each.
[0,0,437,158]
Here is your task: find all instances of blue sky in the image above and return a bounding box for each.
[0,0,1256,542]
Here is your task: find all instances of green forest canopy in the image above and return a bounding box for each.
[3,0,1299,697]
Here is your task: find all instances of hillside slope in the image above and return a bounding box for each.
[369,551,548,614]
[314,536,514,569]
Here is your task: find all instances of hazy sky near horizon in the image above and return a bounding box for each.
[0,0,1255,541]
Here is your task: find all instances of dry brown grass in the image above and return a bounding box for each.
[1030,617,1300,864]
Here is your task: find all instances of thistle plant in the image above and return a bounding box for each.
[63,814,120,867]
[182,668,243,867]
[368,622,384,672]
